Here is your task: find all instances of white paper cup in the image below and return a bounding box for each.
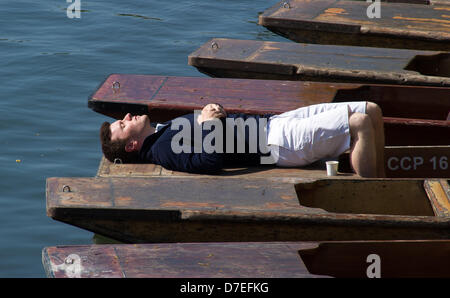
[326,161,339,176]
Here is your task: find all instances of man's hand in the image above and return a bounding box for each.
[197,103,227,124]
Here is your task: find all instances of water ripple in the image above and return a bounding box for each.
[116,13,163,21]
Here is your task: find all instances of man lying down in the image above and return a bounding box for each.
[100,102,386,178]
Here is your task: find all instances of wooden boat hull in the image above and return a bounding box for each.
[89,74,450,146]
[259,0,450,51]
[42,240,450,278]
[188,38,450,87]
[383,145,449,178]
[46,176,450,243]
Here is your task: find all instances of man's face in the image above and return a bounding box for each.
[110,113,150,143]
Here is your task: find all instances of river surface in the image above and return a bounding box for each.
[0,0,289,277]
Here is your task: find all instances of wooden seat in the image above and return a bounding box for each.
[42,240,450,278]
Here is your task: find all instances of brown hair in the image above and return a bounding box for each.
[100,122,139,163]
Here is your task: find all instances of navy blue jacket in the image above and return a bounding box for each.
[139,112,273,174]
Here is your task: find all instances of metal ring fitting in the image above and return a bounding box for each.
[211,42,219,50]
[112,81,121,90]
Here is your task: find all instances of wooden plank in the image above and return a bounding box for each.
[46,177,450,243]
[89,75,450,146]
[376,0,450,4]
[89,75,450,121]
[386,0,430,4]
[259,0,450,50]
[336,0,434,5]
[424,179,450,216]
[42,245,124,278]
[96,145,450,179]
[96,155,358,179]
[432,0,450,5]
[188,38,450,87]
[363,0,447,4]
[89,74,336,121]
[42,240,450,278]
[42,242,323,278]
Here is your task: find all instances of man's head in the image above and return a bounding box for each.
[100,113,154,163]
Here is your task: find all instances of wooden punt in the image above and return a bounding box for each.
[89,74,450,147]
[42,240,450,278]
[46,173,450,243]
[188,38,450,87]
[259,0,450,51]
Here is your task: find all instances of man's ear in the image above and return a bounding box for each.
[125,140,138,152]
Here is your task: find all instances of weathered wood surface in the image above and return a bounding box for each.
[432,0,450,5]
[365,0,449,4]
[378,0,450,4]
[42,240,450,278]
[424,179,450,217]
[89,75,450,120]
[259,0,450,50]
[188,38,450,87]
[89,74,450,146]
[96,155,359,179]
[42,242,323,278]
[379,0,429,4]
[96,144,450,179]
[46,176,450,243]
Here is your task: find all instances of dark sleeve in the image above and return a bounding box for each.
[154,143,224,174]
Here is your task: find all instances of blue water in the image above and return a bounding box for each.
[0,0,287,277]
